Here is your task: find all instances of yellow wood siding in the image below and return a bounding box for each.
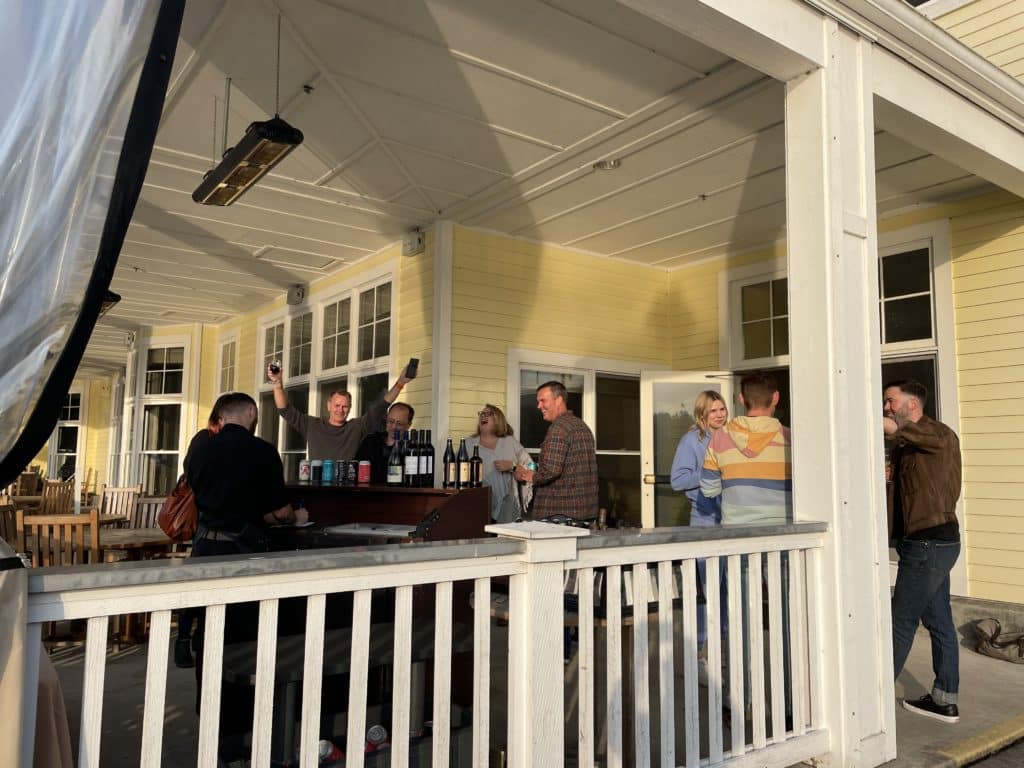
[448,226,671,436]
[83,377,113,488]
[396,233,434,429]
[934,0,1024,80]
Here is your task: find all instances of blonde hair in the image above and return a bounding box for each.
[474,403,514,438]
[690,390,726,441]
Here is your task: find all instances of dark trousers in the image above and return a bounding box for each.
[891,538,961,704]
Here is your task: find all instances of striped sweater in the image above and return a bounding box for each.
[700,416,792,525]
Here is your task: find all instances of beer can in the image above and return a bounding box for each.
[298,459,312,484]
[365,724,388,752]
[345,460,358,485]
[321,459,335,485]
[310,459,323,485]
[318,739,343,764]
[357,460,371,484]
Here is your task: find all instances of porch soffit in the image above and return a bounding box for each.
[80,0,1002,374]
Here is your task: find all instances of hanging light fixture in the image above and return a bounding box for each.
[192,15,302,206]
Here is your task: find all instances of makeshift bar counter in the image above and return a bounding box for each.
[277,484,491,548]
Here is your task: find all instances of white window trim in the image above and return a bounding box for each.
[48,384,87,479]
[506,348,666,441]
[718,258,787,370]
[917,0,975,20]
[217,330,239,396]
[127,332,192,493]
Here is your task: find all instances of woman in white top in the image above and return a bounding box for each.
[466,404,533,522]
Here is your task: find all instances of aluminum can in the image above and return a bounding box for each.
[310,459,323,485]
[345,460,358,485]
[321,459,335,485]
[318,739,343,764]
[365,724,388,752]
[298,459,312,484]
[357,460,371,484]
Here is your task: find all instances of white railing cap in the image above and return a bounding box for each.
[486,521,590,540]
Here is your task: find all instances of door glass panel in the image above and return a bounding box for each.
[598,454,641,527]
[596,375,640,451]
[283,386,309,451]
[881,356,937,420]
[649,378,731,527]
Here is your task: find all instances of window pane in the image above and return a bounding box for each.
[284,386,309,450]
[596,375,640,451]
[773,317,789,356]
[319,377,349,421]
[57,425,77,453]
[519,370,584,449]
[259,392,279,447]
[324,302,338,335]
[338,298,351,331]
[882,248,930,298]
[359,288,375,325]
[322,337,336,370]
[374,319,391,358]
[141,453,178,496]
[145,372,163,395]
[146,348,165,368]
[771,278,788,316]
[142,405,180,451]
[741,282,771,320]
[884,296,932,343]
[337,332,349,367]
[358,373,389,423]
[597,454,642,527]
[289,313,313,377]
[358,325,374,362]
[166,346,185,366]
[742,320,772,359]
[163,371,183,394]
[376,282,392,319]
[881,356,937,420]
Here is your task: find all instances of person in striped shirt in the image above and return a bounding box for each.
[700,371,792,525]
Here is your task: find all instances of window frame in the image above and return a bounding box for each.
[254,265,396,467]
[48,386,86,480]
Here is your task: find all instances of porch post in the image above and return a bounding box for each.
[487,521,589,767]
[785,20,896,768]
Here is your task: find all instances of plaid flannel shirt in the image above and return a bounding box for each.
[532,411,599,520]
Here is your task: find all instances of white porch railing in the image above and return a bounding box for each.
[14,521,827,767]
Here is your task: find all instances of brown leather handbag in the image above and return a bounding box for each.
[975,618,1024,664]
[157,474,197,542]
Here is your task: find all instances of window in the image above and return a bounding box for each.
[288,312,313,377]
[515,360,643,525]
[740,278,788,360]
[880,247,932,344]
[145,347,184,394]
[263,323,284,370]
[50,392,82,480]
[322,297,351,369]
[220,340,236,393]
[357,282,391,361]
[140,403,181,495]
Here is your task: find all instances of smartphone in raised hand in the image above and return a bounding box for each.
[406,357,419,379]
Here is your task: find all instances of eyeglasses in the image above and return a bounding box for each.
[478,410,494,418]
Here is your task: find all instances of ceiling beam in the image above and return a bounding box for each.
[616,0,825,82]
[873,47,1024,198]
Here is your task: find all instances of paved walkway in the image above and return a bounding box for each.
[884,625,1024,768]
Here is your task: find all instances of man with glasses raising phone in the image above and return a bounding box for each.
[355,402,415,484]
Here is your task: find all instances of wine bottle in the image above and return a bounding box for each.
[425,429,435,488]
[404,429,419,487]
[456,438,470,489]
[386,429,404,486]
[417,428,429,487]
[442,438,456,488]
[469,444,483,488]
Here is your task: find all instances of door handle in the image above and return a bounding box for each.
[643,474,657,485]
[643,474,671,485]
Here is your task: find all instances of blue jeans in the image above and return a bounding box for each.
[892,538,960,704]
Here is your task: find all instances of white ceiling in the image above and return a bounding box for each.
[83,0,991,374]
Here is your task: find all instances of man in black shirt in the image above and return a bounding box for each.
[355,402,414,484]
[186,392,306,555]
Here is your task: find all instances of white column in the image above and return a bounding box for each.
[785,21,896,768]
[488,522,589,768]
[431,220,453,486]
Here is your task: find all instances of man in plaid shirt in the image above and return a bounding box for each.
[514,381,599,520]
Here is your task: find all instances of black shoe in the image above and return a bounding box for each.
[174,637,195,668]
[902,694,959,723]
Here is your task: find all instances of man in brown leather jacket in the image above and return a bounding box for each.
[884,379,962,724]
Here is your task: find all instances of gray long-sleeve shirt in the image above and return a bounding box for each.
[278,396,388,461]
